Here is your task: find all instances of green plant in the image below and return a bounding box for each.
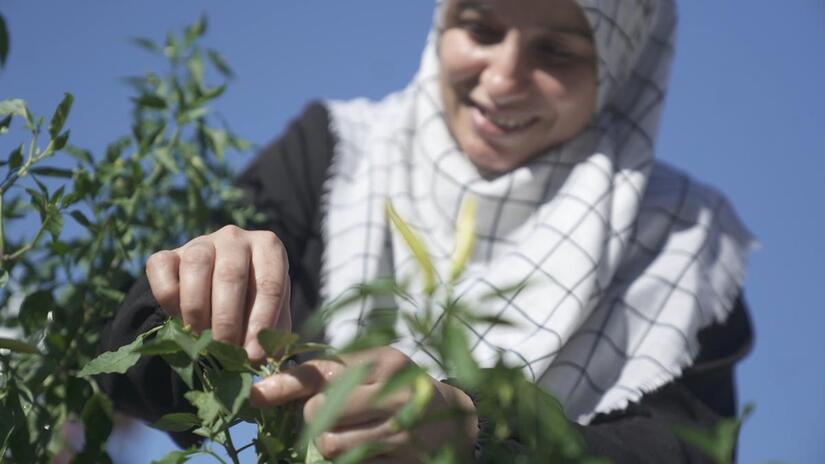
[0,15,259,462]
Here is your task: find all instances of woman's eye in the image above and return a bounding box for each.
[538,45,575,63]
[459,20,501,44]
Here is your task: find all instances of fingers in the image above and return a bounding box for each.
[177,239,216,333]
[243,231,290,362]
[315,417,412,460]
[146,250,181,317]
[251,358,345,407]
[305,383,411,429]
[209,227,252,346]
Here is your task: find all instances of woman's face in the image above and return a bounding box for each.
[439,0,597,173]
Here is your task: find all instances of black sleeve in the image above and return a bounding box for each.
[96,102,334,447]
[573,295,754,463]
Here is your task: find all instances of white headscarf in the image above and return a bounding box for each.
[320,0,755,422]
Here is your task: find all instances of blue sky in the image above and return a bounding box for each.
[2,1,824,462]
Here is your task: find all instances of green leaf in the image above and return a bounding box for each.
[66,146,94,164]
[305,440,330,464]
[386,202,436,295]
[185,390,221,427]
[206,48,234,78]
[52,130,70,151]
[48,93,74,139]
[207,340,251,372]
[30,166,74,178]
[156,320,212,360]
[299,363,371,446]
[184,15,208,47]
[0,337,42,355]
[44,208,64,240]
[19,289,55,335]
[0,114,11,134]
[288,342,331,357]
[70,210,93,228]
[450,196,477,283]
[258,328,299,357]
[212,370,253,417]
[133,94,167,109]
[187,51,205,89]
[82,393,114,449]
[136,338,185,356]
[151,448,198,464]
[442,320,481,387]
[0,13,8,68]
[0,270,8,288]
[152,413,201,432]
[78,335,144,377]
[131,37,160,54]
[162,351,196,388]
[8,144,23,169]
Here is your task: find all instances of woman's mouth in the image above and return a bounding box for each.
[469,104,538,137]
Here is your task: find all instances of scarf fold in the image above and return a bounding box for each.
[319,0,756,422]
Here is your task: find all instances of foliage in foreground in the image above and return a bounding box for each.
[0,13,750,464]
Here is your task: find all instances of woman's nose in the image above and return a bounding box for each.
[480,32,531,105]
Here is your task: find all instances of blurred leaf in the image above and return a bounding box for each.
[66,146,94,164]
[8,144,23,169]
[305,441,329,464]
[0,99,26,117]
[152,448,197,464]
[19,289,55,335]
[187,51,205,88]
[133,94,167,109]
[70,210,93,228]
[299,363,371,447]
[386,202,436,295]
[206,48,234,78]
[442,320,480,387]
[258,328,299,357]
[30,166,73,178]
[81,393,114,449]
[673,403,753,464]
[164,32,181,60]
[0,114,11,133]
[152,413,201,432]
[132,37,161,54]
[52,130,70,151]
[0,270,8,288]
[0,337,42,355]
[212,370,253,417]
[184,14,208,47]
[48,93,74,139]
[450,196,477,283]
[0,13,8,68]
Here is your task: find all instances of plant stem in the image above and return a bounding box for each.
[222,427,242,464]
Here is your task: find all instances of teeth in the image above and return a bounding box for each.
[483,110,533,130]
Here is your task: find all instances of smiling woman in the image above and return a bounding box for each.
[98,0,757,462]
[439,0,597,173]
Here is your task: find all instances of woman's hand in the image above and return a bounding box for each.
[250,346,478,463]
[145,225,292,363]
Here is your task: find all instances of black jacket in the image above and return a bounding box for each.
[99,102,754,463]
